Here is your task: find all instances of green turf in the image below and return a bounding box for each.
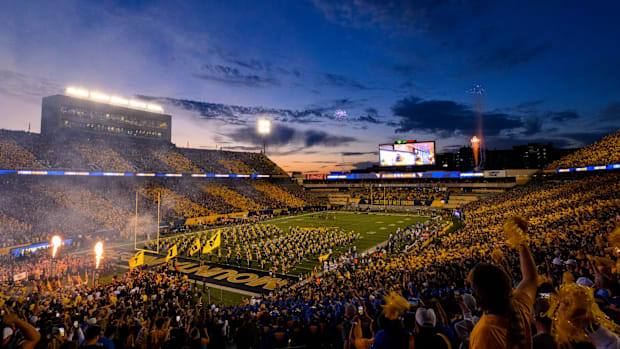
[156,212,429,276]
[195,285,247,307]
[264,212,428,274]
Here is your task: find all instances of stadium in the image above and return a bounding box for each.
[2,2,620,348]
[1,86,619,348]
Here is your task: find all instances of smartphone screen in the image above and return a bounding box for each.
[358,306,363,315]
[176,315,181,322]
[59,328,65,336]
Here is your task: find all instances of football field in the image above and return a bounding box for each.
[265,211,429,274]
[109,211,431,306]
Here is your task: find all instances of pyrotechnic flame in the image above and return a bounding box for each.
[51,235,61,258]
[94,241,103,269]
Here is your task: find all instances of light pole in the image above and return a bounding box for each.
[257,119,271,155]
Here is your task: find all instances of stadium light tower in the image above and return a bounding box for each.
[257,119,271,154]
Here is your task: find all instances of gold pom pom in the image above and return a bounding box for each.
[546,283,620,346]
[503,216,529,249]
[491,248,504,264]
[382,291,410,320]
[608,227,620,251]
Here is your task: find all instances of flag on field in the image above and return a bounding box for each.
[202,232,221,254]
[318,253,330,263]
[129,250,145,269]
[189,238,201,256]
[166,245,178,262]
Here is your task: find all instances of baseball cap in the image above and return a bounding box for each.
[552,257,563,266]
[415,308,437,328]
[3,327,13,340]
[565,259,577,266]
[576,277,594,287]
[462,294,477,311]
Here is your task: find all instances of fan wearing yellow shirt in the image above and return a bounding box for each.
[469,220,538,349]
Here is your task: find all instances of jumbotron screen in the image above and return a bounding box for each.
[379,141,435,166]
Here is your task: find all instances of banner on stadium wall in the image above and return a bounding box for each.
[484,170,506,178]
[185,211,249,226]
[122,252,297,293]
[13,272,27,282]
[306,174,327,180]
[0,243,30,255]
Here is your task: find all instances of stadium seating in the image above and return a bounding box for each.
[1,129,620,348]
[547,129,620,169]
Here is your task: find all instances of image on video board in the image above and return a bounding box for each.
[379,142,435,166]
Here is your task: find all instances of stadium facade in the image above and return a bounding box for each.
[41,94,172,142]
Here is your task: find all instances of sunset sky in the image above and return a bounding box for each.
[1,1,619,173]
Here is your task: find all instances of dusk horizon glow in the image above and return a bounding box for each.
[1,1,619,173]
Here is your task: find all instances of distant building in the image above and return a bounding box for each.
[456,147,475,171]
[41,94,172,142]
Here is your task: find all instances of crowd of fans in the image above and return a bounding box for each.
[0,130,287,175]
[202,185,261,212]
[71,141,136,173]
[0,133,43,170]
[0,245,107,285]
[139,184,212,219]
[0,176,319,250]
[36,184,131,234]
[547,129,620,169]
[217,160,254,175]
[1,170,619,348]
[351,187,447,203]
[151,149,201,174]
[254,182,308,208]
[0,214,33,248]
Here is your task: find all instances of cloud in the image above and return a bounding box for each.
[599,102,620,121]
[557,128,619,147]
[311,0,457,34]
[139,95,387,127]
[321,73,370,90]
[522,116,543,134]
[391,96,523,137]
[227,57,303,78]
[0,69,61,102]
[305,129,357,147]
[471,42,551,71]
[356,107,382,123]
[195,64,280,88]
[342,151,376,156]
[224,125,357,148]
[513,100,544,114]
[545,111,580,122]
